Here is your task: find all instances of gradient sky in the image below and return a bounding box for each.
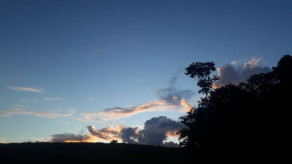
[1,0,292,143]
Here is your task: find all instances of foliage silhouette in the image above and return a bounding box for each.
[110,139,118,144]
[179,55,291,161]
[185,61,218,101]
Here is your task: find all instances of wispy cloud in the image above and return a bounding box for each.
[82,100,176,121]
[19,99,28,102]
[0,108,75,119]
[44,97,61,101]
[8,86,43,93]
[81,72,193,122]
[88,97,95,101]
[157,71,193,113]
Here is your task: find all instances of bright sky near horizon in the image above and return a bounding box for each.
[0,0,292,144]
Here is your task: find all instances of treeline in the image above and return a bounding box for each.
[179,55,291,161]
[0,143,192,163]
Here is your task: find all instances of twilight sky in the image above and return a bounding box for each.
[0,0,291,144]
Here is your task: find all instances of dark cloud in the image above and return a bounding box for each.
[50,133,91,142]
[137,116,184,146]
[157,87,193,106]
[214,58,271,88]
[120,127,138,144]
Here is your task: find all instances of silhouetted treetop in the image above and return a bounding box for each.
[185,62,216,78]
[185,61,218,99]
[274,54,292,84]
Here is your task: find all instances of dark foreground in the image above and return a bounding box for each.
[0,143,193,164]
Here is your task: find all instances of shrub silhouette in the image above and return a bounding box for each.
[110,140,118,144]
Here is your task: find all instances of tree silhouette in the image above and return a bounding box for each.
[179,61,218,149]
[110,140,118,144]
[179,55,291,161]
[185,61,218,104]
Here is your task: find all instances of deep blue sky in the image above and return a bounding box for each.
[0,0,291,143]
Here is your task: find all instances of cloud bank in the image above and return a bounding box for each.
[213,58,271,88]
[87,116,184,147]
[0,108,75,119]
[8,86,43,93]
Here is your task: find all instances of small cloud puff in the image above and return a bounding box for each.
[44,97,61,101]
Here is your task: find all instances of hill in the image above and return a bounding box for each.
[0,143,192,164]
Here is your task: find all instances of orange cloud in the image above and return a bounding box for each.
[243,57,262,69]
[179,98,193,113]
[64,134,97,143]
[82,100,177,121]
[166,130,180,138]
[88,125,124,142]
[50,133,97,143]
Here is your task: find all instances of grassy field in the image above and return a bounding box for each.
[0,143,193,163]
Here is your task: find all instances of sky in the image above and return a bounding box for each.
[0,0,292,145]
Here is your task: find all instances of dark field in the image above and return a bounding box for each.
[0,143,193,164]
